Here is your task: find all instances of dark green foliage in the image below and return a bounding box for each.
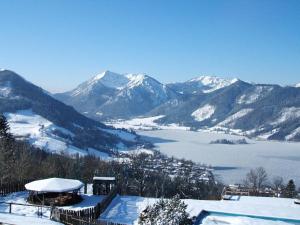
[283,180,297,198]
[138,195,193,225]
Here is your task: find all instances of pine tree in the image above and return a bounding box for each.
[138,194,192,225]
[0,115,17,182]
[0,115,12,139]
[284,180,297,198]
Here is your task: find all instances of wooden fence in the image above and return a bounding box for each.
[0,201,51,217]
[0,180,32,196]
[51,186,123,225]
[0,180,124,225]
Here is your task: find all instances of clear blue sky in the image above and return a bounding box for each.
[0,0,300,92]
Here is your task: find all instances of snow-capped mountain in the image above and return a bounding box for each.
[0,69,146,156]
[158,80,300,141]
[296,83,300,88]
[55,71,179,120]
[167,76,238,94]
[55,70,300,142]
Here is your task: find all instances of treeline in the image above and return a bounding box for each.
[243,167,299,198]
[0,115,222,199]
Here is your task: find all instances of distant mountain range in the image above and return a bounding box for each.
[0,70,147,157]
[55,70,300,142]
[55,71,179,120]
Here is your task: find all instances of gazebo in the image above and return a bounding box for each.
[25,178,84,206]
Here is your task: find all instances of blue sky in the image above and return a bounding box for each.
[0,0,300,92]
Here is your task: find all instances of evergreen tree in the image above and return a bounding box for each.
[284,180,297,198]
[138,195,192,225]
[0,115,17,182]
[0,115,12,139]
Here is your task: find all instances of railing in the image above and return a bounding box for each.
[0,181,123,225]
[221,186,277,198]
[0,201,52,218]
[51,186,121,225]
[0,180,32,196]
[52,215,126,225]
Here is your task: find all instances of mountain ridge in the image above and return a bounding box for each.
[0,69,146,156]
[54,71,300,142]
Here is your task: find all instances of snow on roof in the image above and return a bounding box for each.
[25,178,84,193]
[93,176,115,181]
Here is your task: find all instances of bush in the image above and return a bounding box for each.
[138,195,192,225]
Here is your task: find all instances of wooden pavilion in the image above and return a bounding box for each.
[25,178,84,206]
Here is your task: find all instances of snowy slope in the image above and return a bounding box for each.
[5,109,110,157]
[0,69,145,156]
[168,76,238,94]
[188,76,238,93]
[271,107,300,126]
[295,83,300,88]
[237,85,274,104]
[70,71,129,97]
[191,104,215,122]
[217,108,253,127]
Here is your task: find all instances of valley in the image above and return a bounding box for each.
[138,129,300,186]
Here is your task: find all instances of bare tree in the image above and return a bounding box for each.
[244,169,258,189]
[272,176,284,194]
[244,167,268,190]
[256,167,268,189]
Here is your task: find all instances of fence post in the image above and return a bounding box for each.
[9,203,12,213]
[84,183,87,194]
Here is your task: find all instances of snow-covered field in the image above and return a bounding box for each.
[138,129,300,185]
[0,191,103,219]
[0,213,62,225]
[100,195,300,225]
[106,115,189,131]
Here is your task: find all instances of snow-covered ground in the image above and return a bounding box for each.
[237,85,273,105]
[0,191,104,218]
[191,104,215,122]
[4,109,115,160]
[217,108,253,127]
[5,109,86,156]
[201,214,292,225]
[0,213,62,225]
[100,195,300,225]
[106,115,189,131]
[138,129,300,186]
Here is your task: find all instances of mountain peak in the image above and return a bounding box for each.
[90,70,129,89]
[187,75,239,93]
[0,69,27,83]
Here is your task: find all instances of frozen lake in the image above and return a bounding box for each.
[139,129,300,185]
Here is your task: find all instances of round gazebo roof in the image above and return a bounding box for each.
[25,178,84,193]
